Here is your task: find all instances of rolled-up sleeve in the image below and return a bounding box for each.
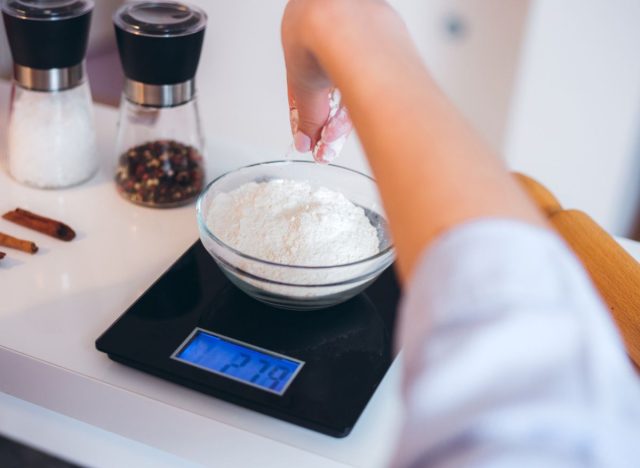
[392,220,640,468]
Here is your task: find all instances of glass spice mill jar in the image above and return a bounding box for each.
[113,1,207,207]
[2,0,98,189]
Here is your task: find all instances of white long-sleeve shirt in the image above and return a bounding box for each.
[393,220,640,467]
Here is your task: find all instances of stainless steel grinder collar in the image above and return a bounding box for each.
[124,79,195,107]
[13,62,86,92]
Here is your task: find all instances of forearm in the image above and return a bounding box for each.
[297,0,546,281]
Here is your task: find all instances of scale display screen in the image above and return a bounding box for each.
[172,328,304,395]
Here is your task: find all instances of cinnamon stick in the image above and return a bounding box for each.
[3,208,76,241]
[0,251,5,260]
[0,231,38,253]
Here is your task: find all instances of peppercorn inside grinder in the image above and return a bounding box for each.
[2,0,98,189]
[113,2,207,207]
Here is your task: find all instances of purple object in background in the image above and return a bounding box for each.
[86,41,122,107]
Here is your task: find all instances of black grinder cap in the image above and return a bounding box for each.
[114,2,207,86]
[2,0,93,69]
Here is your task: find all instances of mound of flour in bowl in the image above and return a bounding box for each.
[206,179,380,266]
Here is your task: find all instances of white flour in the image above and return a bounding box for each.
[208,179,379,265]
[206,179,380,297]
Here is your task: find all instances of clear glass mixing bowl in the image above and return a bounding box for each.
[196,160,395,311]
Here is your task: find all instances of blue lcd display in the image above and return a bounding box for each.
[172,328,304,395]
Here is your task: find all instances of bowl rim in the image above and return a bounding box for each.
[196,160,395,270]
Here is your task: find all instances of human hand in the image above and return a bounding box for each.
[283,0,353,163]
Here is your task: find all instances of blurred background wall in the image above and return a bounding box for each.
[505,0,640,236]
[0,1,639,237]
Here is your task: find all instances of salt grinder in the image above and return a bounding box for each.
[2,0,98,188]
[113,1,207,208]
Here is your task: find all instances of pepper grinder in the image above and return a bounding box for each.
[113,1,207,208]
[2,0,98,188]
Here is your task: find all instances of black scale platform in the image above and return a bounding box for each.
[96,240,401,437]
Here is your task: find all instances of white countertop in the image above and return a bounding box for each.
[0,80,403,467]
[3,79,640,468]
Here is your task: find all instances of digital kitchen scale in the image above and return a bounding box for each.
[96,240,400,437]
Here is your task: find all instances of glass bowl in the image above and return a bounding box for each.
[196,160,395,311]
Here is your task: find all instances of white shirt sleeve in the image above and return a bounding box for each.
[392,220,640,468]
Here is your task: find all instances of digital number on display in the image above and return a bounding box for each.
[172,328,304,395]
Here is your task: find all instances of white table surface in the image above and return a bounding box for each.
[3,79,640,468]
[0,80,403,467]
